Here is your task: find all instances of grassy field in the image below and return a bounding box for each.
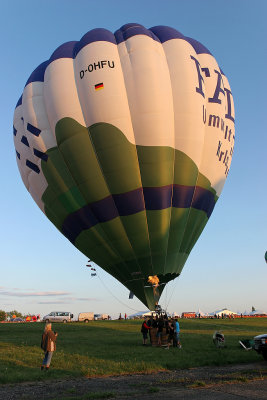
[0,318,266,384]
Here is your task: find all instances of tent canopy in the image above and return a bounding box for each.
[195,308,207,316]
[249,310,267,316]
[210,308,238,316]
[127,311,149,319]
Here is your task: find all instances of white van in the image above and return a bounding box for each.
[78,312,94,322]
[43,311,73,323]
[94,313,109,320]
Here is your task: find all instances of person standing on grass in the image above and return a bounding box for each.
[157,316,164,346]
[141,317,150,345]
[174,318,181,348]
[146,316,153,344]
[168,319,175,347]
[41,322,58,371]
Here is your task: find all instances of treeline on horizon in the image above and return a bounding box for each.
[0,310,29,321]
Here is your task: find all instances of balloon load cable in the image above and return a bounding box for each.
[165,278,180,311]
[95,267,143,312]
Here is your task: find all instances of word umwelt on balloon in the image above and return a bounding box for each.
[192,55,235,177]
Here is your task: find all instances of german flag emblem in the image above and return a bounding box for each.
[95,82,104,91]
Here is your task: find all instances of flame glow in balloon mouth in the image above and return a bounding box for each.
[147,275,160,287]
[148,275,160,306]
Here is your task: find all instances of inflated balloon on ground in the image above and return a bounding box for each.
[13,24,235,309]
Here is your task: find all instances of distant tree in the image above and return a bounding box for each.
[252,306,256,312]
[7,310,23,319]
[0,310,6,321]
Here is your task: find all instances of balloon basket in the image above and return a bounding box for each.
[150,327,169,347]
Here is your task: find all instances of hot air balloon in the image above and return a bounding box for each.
[265,252,267,264]
[13,24,235,310]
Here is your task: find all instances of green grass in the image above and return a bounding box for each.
[147,386,160,393]
[0,318,266,384]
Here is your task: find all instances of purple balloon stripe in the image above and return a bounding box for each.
[61,185,215,243]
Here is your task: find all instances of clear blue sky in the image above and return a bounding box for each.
[1,0,266,319]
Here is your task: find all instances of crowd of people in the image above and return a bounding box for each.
[39,314,181,371]
[141,315,182,349]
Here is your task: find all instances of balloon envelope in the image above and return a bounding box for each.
[13,24,235,309]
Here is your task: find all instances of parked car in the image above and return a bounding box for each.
[78,312,94,322]
[42,311,73,323]
[254,333,267,360]
[11,317,24,322]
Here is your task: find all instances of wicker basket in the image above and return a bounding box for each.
[150,327,169,347]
